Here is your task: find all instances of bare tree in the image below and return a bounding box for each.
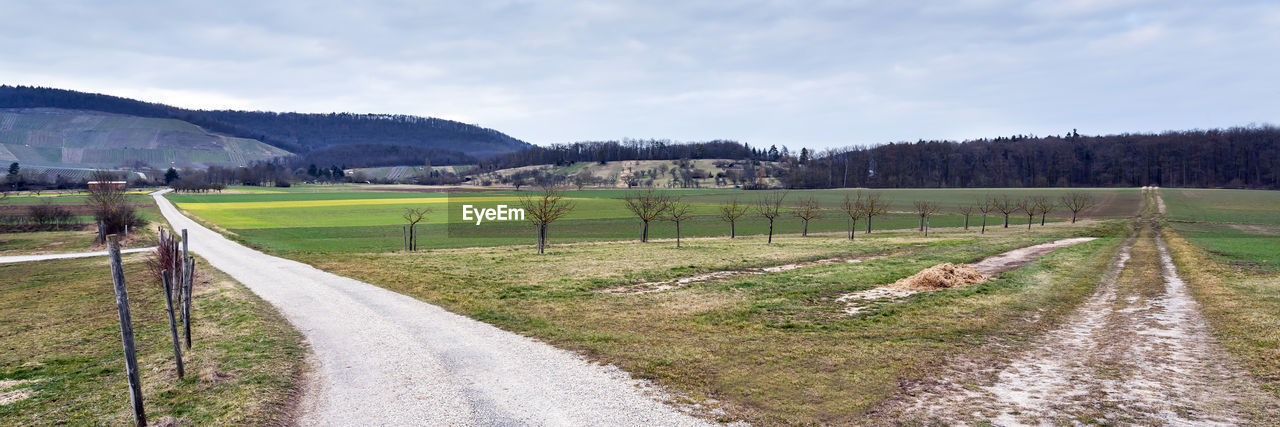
[992,194,1017,228]
[792,196,821,237]
[840,191,865,240]
[977,197,994,234]
[1059,191,1097,223]
[402,207,431,251]
[755,191,787,243]
[913,201,942,236]
[957,204,975,230]
[87,170,142,241]
[622,189,672,242]
[1016,198,1036,230]
[520,188,576,254]
[862,191,889,234]
[1032,196,1055,226]
[718,198,748,238]
[664,198,694,248]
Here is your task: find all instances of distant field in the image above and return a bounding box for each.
[0,108,290,169]
[168,185,1137,253]
[1164,188,1280,270]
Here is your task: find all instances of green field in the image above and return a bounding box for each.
[168,186,1137,253]
[1163,188,1280,270]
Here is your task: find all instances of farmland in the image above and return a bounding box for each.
[167,186,1138,253]
[0,192,162,255]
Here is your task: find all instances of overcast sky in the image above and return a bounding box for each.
[2,0,1277,149]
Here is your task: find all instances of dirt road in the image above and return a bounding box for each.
[895,188,1278,424]
[150,190,704,425]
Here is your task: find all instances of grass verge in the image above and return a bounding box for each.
[0,253,307,425]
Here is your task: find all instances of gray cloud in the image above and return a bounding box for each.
[1,0,1276,149]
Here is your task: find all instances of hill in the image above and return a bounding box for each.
[0,108,289,169]
[0,85,531,159]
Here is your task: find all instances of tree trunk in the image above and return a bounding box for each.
[925,216,930,237]
[1027,215,1033,230]
[675,221,681,248]
[1071,211,1078,223]
[1003,214,1009,228]
[641,221,649,242]
[802,221,808,237]
[981,214,987,234]
[866,217,872,234]
[918,216,924,231]
[730,221,735,239]
[1040,213,1046,226]
[963,215,969,230]
[767,220,774,243]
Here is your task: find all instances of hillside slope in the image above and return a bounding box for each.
[0,108,290,169]
[0,85,531,158]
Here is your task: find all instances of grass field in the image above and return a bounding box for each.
[0,193,162,255]
[0,254,307,425]
[294,221,1122,423]
[167,185,1138,253]
[1162,188,1280,398]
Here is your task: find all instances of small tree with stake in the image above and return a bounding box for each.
[913,200,942,236]
[792,196,821,237]
[520,187,576,254]
[755,191,787,244]
[977,197,994,234]
[622,189,672,242]
[957,204,975,230]
[992,194,1017,228]
[840,191,865,240]
[1032,196,1055,226]
[664,198,694,248]
[1059,191,1096,223]
[1017,198,1036,230]
[402,207,431,251]
[862,191,889,234]
[718,198,748,238]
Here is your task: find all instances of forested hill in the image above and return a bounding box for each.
[0,85,530,158]
[488,128,1280,189]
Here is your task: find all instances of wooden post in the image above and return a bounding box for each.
[402,226,407,252]
[183,256,193,349]
[160,270,185,379]
[108,235,146,426]
[180,229,189,317]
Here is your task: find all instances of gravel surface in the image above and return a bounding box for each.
[0,247,153,264]
[151,190,707,426]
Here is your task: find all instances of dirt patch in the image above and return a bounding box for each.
[969,237,1097,276]
[835,238,1097,315]
[0,379,36,405]
[598,254,892,295]
[1227,223,1280,236]
[888,263,985,291]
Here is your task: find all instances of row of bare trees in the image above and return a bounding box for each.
[395,188,1099,254]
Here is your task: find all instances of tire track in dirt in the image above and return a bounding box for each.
[890,188,1279,424]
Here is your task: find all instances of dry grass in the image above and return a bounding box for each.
[888,262,986,291]
[1165,226,1280,398]
[0,254,307,425]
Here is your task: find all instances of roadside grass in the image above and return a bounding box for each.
[1166,229,1280,398]
[0,229,98,256]
[296,222,1118,423]
[0,254,307,425]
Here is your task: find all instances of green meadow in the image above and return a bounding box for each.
[164,186,1140,253]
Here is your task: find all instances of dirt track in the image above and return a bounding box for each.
[891,188,1279,424]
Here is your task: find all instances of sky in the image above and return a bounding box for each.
[1,0,1278,150]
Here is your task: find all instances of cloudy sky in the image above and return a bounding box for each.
[2,0,1277,149]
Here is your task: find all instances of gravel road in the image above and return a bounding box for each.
[151,190,706,425]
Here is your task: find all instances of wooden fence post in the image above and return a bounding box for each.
[108,235,146,426]
[183,256,193,349]
[180,230,189,320]
[402,226,407,252]
[161,270,185,379]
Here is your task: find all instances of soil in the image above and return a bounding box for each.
[597,254,892,295]
[882,190,1280,424]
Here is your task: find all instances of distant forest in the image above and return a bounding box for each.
[0,85,529,160]
[488,128,1280,189]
